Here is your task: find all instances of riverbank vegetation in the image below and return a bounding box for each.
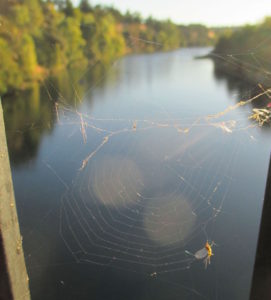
[0,0,227,95]
[212,17,271,86]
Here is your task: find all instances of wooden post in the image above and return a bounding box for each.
[250,153,271,300]
[0,99,30,299]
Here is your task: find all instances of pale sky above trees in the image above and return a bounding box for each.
[73,0,271,26]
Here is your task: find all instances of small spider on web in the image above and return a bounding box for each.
[185,241,215,269]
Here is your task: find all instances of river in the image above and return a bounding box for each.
[2,47,271,300]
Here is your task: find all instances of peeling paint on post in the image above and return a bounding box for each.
[0,99,30,300]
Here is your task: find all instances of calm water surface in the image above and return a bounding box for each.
[3,48,271,300]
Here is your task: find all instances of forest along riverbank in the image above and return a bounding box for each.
[209,17,271,88]
[0,0,230,96]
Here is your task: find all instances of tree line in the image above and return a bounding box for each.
[212,17,271,85]
[0,0,224,95]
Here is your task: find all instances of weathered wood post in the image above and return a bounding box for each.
[0,99,30,299]
[250,153,271,300]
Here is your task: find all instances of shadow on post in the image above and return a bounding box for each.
[250,154,271,300]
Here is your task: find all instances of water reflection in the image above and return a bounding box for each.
[5,48,271,300]
[2,62,115,165]
[2,83,54,165]
[4,51,271,167]
[213,58,271,118]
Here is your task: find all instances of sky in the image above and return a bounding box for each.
[73,0,271,27]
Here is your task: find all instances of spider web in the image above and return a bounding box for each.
[6,27,271,300]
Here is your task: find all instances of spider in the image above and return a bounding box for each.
[194,241,214,269]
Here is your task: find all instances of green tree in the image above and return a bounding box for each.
[80,12,96,59]
[20,34,38,80]
[88,14,125,63]
[60,17,87,66]
[63,0,75,17]
[35,2,66,69]
[79,0,93,13]
[0,38,22,94]
[24,0,44,36]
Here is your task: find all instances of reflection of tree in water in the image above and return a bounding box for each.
[4,53,271,167]
[213,60,253,97]
[48,62,115,103]
[2,62,118,165]
[2,83,55,165]
[212,58,271,130]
